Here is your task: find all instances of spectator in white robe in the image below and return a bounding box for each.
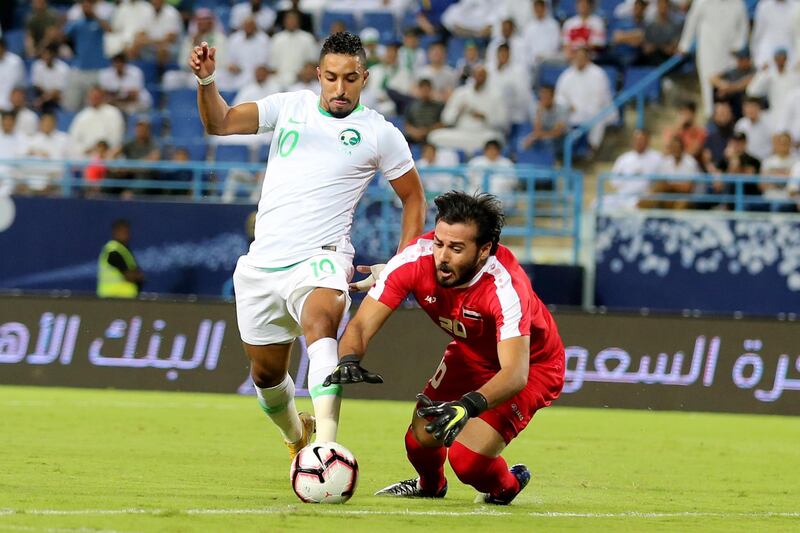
[269,10,318,88]
[750,0,798,69]
[230,0,276,32]
[678,0,749,118]
[468,140,517,195]
[486,19,526,71]
[521,0,562,78]
[747,48,800,120]
[225,17,271,91]
[98,54,152,113]
[441,0,496,38]
[488,43,535,127]
[554,47,616,148]
[416,41,458,103]
[734,97,774,161]
[68,86,125,157]
[606,129,663,209]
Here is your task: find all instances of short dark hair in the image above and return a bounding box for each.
[320,31,367,66]
[680,100,697,113]
[484,139,502,151]
[434,191,505,255]
[112,219,130,231]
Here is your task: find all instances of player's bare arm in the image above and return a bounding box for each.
[475,336,531,407]
[390,167,426,251]
[323,296,393,385]
[190,41,259,135]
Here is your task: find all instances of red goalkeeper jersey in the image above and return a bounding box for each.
[367,231,564,371]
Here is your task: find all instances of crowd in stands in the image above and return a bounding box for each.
[0,0,795,210]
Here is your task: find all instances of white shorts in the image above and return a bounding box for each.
[233,252,354,345]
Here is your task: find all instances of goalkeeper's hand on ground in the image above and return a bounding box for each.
[323,354,384,386]
[349,263,386,292]
[416,392,489,447]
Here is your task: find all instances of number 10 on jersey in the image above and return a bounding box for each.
[276,128,299,157]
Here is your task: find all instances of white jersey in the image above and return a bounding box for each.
[249,90,414,267]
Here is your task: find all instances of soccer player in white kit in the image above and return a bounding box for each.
[189,32,426,458]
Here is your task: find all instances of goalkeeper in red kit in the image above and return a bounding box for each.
[324,191,565,504]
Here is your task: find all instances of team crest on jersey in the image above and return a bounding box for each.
[338,128,362,153]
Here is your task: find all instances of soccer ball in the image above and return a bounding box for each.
[290,442,358,504]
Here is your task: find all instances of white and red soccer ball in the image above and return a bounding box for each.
[290,442,358,504]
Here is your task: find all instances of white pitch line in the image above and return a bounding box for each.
[1,508,799,519]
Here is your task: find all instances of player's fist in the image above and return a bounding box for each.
[349,263,386,292]
[188,41,216,78]
[416,391,488,447]
[323,354,384,386]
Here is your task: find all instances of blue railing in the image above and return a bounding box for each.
[0,158,584,264]
[563,54,685,171]
[597,172,800,212]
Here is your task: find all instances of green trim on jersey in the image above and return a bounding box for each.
[255,260,304,273]
[317,102,365,117]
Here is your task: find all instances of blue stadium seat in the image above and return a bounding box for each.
[446,38,468,67]
[362,12,396,43]
[256,142,271,162]
[4,29,25,58]
[599,0,624,18]
[602,65,619,91]
[132,60,159,86]
[623,66,660,102]
[56,110,76,132]
[556,0,578,20]
[174,140,208,162]
[215,144,251,163]
[126,112,164,138]
[537,64,567,88]
[320,11,359,37]
[166,89,199,115]
[215,6,232,32]
[219,90,237,103]
[169,112,205,140]
[517,145,556,167]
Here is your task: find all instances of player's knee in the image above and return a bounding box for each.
[410,420,441,448]
[250,364,285,389]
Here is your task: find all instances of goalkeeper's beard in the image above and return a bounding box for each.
[436,255,483,288]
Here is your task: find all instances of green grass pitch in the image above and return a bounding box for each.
[1,386,798,532]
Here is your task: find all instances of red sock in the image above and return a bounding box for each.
[404,426,447,494]
[448,441,519,499]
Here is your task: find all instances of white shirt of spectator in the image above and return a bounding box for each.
[68,103,125,157]
[762,153,797,176]
[235,78,284,105]
[67,1,114,21]
[608,148,663,208]
[659,152,700,175]
[106,0,156,57]
[786,160,800,194]
[562,14,607,49]
[13,108,39,138]
[486,33,527,71]
[147,2,183,41]
[492,0,535,37]
[441,81,509,133]
[734,113,775,161]
[226,30,272,90]
[288,80,318,93]
[468,154,517,195]
[774,87,800,143]
[555,62,613,125]
[489,61,534,125]
[521,13,562,67]
[416,63,459,99]
[747,63,800,120]
[230,1,277,32]
[32,58,71,94]
[750,0,798,69]
[269,29,319,87]
[441,0,498,35]
[416,148,460,193]
[0,50,25,111]
[18,129,71,190]
[98,64,153,111]
[248,90,414,267]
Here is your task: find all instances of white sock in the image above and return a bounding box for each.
[255,374,303,443]
[306,337,342,442]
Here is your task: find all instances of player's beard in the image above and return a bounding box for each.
[436,254,483,288]
[328,96,356,118]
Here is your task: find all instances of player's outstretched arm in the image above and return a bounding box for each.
[190,41,259,136]
[389,167,426,251]
[323,296,394,386]
[476,336,530,406]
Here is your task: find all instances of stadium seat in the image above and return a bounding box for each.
[517,145,556,167]
[320,11,359,37]
[171,140,208,162]
[362,12,396,43]
[447,38,468,67]
[623,66,661,102]
[132,60,159,86]
[214,144,251,163]
[537,64,567,88]
[556,0,578,19]
[126,112,164,138]
[56,110,76,132]
[215,6,232,32]
[599,0,624,18]
[602,65,620,92]
[4,29,25,58]
[168,112,205,140]
[167,88,200,115]
[256,142,271,162]
[219,91,237,103]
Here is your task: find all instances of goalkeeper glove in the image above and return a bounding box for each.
[416,391,489,447]
[349,263,386,292]
[323,354,384,386]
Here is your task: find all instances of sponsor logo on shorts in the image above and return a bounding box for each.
[424,295,437,304]
[511,403,524,421]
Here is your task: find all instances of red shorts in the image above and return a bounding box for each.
[420,342,565,444]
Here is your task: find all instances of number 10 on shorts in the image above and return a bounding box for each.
[310,258,336,278]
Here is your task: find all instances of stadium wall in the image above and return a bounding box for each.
[1,295,797,415]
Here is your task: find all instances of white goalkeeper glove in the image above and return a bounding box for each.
[348,263,386,292]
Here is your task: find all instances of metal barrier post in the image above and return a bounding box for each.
[191,168,203,199]
[734,175,744,212]
[636,92,645,129]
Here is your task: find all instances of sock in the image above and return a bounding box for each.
[448,441,519,499]
[404,426,447,494]
[306,337,342,442]
[255,374,303,443]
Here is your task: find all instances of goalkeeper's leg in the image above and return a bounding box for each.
[375,417,448,497]
[448,418,529,505]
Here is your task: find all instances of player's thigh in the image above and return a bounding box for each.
[288,253,354,341]
[455,417,506,457]
[298,288,347,343]
[243,341,293,387]
[233,256,302,346]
